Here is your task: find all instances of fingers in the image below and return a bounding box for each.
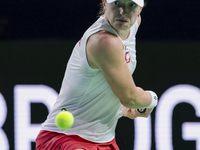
[127,108,137,119]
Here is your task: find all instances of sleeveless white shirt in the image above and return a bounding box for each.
[41,16,139,143]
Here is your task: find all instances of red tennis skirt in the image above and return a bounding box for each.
[35,130,119,150]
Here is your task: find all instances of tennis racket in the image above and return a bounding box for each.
[137,108,146,113]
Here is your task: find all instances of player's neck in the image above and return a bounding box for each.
[117,29,130,40]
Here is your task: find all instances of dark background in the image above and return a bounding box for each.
[0,0,200,150]
[0,0,200,40]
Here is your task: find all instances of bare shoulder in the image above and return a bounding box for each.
[87,31,123,54]
[86,31,124,69]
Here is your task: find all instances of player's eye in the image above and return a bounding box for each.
[129,3,137,7]
[113,1,120,6]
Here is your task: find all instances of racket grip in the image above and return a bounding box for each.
[137,108,146,113]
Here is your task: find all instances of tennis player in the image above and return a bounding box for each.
[36,0,158,149]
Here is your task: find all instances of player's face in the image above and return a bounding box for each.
[104,0,142,32]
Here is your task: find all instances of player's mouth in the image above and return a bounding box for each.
[116,18,128,22]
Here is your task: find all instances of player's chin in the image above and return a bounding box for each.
[114,23,130,30]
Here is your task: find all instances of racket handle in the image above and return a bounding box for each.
[137,108,146,113]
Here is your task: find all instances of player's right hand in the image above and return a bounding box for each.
[122,107,154,119]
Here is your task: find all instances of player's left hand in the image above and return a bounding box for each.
[122,107,154,119]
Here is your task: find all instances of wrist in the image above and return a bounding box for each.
[146,91,158,108]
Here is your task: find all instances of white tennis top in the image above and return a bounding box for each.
[41,16,139,143]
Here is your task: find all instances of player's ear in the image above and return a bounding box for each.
[138,7,143,16]
[139,2,147,15]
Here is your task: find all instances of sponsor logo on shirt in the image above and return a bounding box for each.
[125,51,131,63]
[124,45,131,63]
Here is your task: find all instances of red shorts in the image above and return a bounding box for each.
[35,130,119,150]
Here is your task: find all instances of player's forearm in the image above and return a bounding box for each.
[121,87,157,109]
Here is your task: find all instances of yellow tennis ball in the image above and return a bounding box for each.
[55,111,74,130]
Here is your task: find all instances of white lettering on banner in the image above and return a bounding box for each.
[182,122,200,150]
[0,84,199,150]
[155,84,200,150]
[134,117,151,150]
[14,85,58,150]
[0,93,9,150]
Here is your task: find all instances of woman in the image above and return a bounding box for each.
[36,0,158,149]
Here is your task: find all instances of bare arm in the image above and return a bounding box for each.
[86,31,151,109]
